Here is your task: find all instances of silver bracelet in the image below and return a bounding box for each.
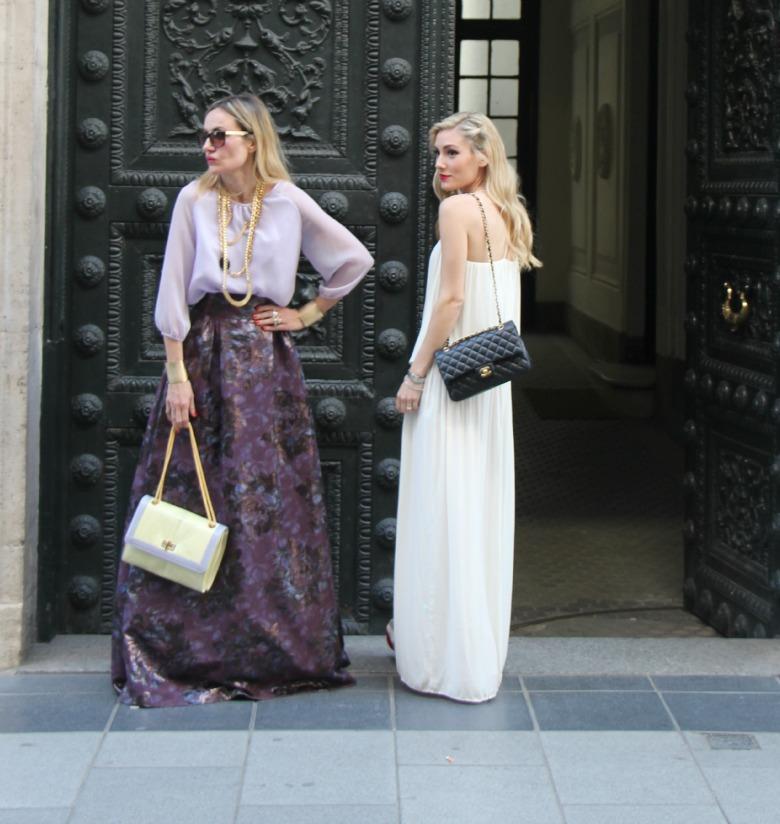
[403,377,424,392]
[406,369,426,385]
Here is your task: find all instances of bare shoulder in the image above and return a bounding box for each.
[438,193,478,220]
[439,193,477,217]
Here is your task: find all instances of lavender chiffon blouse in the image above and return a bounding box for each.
[154,179,374,341]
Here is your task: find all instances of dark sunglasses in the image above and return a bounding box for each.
[198,128,249,148]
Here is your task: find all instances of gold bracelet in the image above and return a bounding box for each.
[298,300,325,328]
[166,361,188,384]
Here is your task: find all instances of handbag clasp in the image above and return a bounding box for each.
[479,365,493,378]
[161,539,177,552]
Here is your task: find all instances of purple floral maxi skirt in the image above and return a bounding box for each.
[112,295,353,706]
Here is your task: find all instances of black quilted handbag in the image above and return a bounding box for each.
[434,193,532,401]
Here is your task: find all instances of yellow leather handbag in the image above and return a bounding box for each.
[122,423,228,593]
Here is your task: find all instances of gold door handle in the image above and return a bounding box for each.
[721,283,749,330]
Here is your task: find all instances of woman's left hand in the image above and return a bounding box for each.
[395,379,422,414]
[252,304,304,332]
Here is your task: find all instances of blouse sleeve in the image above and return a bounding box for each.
[154,183,198,341]
[285,184,374,300]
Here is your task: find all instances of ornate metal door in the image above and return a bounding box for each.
[684,0,780,636]
[39,0,454,637]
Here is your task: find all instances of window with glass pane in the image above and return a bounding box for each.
[456,34,521,165]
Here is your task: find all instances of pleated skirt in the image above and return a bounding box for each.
[112,295,352,706]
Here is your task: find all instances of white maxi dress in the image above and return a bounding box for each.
[393,241,520,702]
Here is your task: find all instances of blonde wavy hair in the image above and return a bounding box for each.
[197,93,291,193]
[430,112,541,269]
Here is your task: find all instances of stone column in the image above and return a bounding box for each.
[0,0,49,668]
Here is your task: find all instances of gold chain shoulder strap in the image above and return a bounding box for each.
[468,192,503,326]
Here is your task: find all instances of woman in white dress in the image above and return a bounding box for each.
[391,112,541,703]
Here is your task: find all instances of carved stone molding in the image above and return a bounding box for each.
[318,191,349,221]
[73,324,105,357]
[381,57,412,89]
[76,186,107,218]
[376,328,407,360]
[81,0,111,12]
[77,117,109,150]
[379,192,409,223]
[596,103,613,179]
[715,448,770,570]
[161,0,333,141]
[569,116,582,181]
[79,50,110,81]
[373,517,396,549]
[381,0,412,21]
[315,397,347,430]
[380,125,411,156]
[71,394,104,426]
[371,577,394,610]
[75,256,106,288]
[375,457,400,490]
[375,397,402,429]
[70,454,103,487]
[133,394,156,428]
[136,188,168,220]
[721,0,775,153]
[377,260,409,292]
[68,576,99,610]
[69,515,102,548]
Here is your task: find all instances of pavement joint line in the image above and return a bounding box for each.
[521,675,566,824]
[388,674,402,824]
[650,676,730,822]
[232,703,257,824]
[64,696,120,824]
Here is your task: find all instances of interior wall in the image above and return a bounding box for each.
[654,0,688,434]
[535,0,572,326]
[567,0,650,361]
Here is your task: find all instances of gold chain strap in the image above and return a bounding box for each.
[153,423,217,528]
[218,181,266,308]
[468,192,503,326]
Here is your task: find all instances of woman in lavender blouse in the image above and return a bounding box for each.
[112,93,373,707]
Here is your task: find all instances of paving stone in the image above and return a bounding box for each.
[663,692,780,732]
[396,731,544,766]
[523,675,652,691]
[0,674,110,695]
[562,805,728,824]
[394,687,533,731]
[0,693,115,733]
[530,690,674,731]
[236,806,397,823]
[111,700,252,732]
[255,688,390,730]
[0,811,70,823]
[95,731,248,767]
[69,766,241,824]
[653,675,780,693]
[242,731,395,806]
[685,732,780,770]
[0,733,101,807]
[696,765,780,824]
[398,765,562,824]
[541,731,715,806]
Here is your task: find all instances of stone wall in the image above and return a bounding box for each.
[0,0,48,668]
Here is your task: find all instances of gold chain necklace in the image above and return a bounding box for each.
[218,181,265,308]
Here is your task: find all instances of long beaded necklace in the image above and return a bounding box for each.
[217,180,265,308]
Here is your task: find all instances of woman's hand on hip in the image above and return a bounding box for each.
[395,379,422,414]
[165,380,196,431]
[252,303,304,332]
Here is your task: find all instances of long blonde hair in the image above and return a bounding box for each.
[430,112,541,269]
[197,93,291,193]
